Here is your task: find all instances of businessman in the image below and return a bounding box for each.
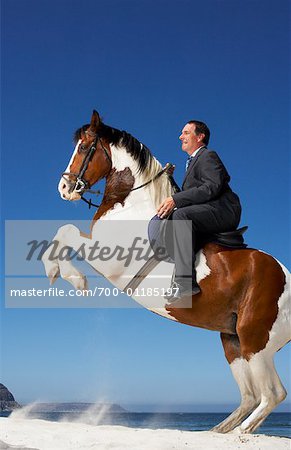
[157,120,241,302]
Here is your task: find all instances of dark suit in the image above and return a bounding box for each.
[171,146,241,286]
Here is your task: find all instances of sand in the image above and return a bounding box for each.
[0,417,290,450]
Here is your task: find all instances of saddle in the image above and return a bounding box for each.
[124,217,248,294]
[197,226,248,249]
[148,214,248,264]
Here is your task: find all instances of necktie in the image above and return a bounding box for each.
[185,156,193,171]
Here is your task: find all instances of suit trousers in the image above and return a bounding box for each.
[171,203,241,287]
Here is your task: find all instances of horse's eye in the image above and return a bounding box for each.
[80,144,86,152]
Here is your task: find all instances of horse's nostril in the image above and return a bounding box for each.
[62,184,66,189]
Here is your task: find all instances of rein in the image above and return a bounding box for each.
[81,163,178,209]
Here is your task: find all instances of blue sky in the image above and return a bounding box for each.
[1,0,290,411]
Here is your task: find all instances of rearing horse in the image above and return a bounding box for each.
[42,110,290,434]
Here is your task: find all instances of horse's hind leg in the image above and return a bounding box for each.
[233,350,287,434]
[233,264,290,434]
[212,333,260,433]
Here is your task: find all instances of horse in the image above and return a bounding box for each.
[42,110,290,434]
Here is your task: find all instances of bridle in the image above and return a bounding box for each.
[62,131,179,209]
[62,131,111,195]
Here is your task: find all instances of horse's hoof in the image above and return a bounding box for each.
[78,276,88,292]
[65,274,88,291]
[48,267,60,285]
[210,426,226,434]
[230,426,243,434]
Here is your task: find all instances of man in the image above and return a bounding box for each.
[157,120,241,302]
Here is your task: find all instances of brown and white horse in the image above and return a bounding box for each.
[42,110,290,433]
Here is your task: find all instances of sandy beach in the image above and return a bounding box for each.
[0,417,290,450]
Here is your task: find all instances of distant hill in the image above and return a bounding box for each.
[0,385,127,414]
[0,384,21,411]
[23,402,127,413]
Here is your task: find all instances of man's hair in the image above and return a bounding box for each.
[187,120,210,146]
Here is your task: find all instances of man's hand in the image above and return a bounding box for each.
[157,197,176,218]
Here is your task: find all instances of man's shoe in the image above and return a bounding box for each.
[164,282,201,304]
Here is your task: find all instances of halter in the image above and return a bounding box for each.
[62,133,179,209]
[62,132,111,195]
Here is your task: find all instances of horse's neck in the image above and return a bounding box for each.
[96,144,172,221]
[88,144,174,297]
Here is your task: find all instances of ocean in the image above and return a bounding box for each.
[1,411,290,438]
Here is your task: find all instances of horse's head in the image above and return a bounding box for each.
[59,110,112,201]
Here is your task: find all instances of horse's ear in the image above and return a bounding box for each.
[90,110,101,133]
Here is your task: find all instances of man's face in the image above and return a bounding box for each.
[179,123,203,155]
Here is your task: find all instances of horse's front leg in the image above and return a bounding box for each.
[42,240,61,285]
[42,224,89,291]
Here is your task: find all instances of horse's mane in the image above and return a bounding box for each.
[74,123,154,175]
[74,123,172,206]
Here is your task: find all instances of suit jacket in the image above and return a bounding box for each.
[172,147,241,221]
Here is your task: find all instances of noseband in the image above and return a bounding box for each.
[62,132,111,195]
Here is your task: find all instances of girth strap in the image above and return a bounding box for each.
[123,255,161,295]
